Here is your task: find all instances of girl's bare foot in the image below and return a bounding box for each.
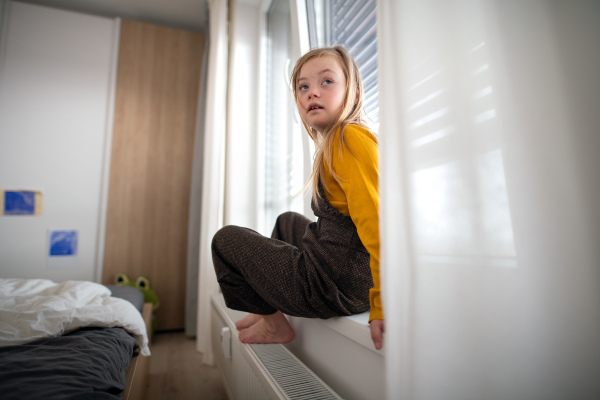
[235,313,263,331]
[238,311,295,344]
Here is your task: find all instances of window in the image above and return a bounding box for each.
[307,0,379,132]
[260,0,380,233]
[261,0,305,234]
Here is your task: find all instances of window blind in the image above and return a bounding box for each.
[308,0,379,130]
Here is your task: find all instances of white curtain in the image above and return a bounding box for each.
[378,1,600,399]
[195,0,228,366]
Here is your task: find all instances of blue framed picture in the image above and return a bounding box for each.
[49,230,78,256]
[1,190,42,216]
[47,230,79,269]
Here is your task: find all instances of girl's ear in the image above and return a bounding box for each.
[354,86,360,105]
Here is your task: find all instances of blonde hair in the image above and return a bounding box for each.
[290,46,376,203]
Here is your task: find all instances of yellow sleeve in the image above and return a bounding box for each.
[327,125,383,322]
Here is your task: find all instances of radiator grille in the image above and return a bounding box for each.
[250,344,340,400]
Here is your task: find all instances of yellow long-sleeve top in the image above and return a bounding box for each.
[322,124,383,322]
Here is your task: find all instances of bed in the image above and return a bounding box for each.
[0,278,152,400]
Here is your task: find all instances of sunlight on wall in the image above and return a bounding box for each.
[403,21,516,269]
[379,1,600,398]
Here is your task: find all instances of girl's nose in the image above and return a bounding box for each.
[308,88,320,99]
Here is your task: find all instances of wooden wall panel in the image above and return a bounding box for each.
[103,20,204,331]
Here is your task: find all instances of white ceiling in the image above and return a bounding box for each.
[16,0,209,32]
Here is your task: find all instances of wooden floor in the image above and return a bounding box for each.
[145,331,229,400]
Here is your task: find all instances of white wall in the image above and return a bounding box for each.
[0,1,117,282]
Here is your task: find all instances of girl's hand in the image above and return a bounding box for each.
[370,319,385,350]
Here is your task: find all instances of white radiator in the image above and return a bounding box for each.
[211,294,342,400]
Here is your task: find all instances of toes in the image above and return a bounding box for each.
[238,328,250,342]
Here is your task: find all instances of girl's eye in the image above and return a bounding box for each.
[323,79,333,85]
[299,84,308,91]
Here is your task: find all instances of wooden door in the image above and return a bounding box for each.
[103,20,204,331]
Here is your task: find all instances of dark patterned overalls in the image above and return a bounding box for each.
[211,184,373,318]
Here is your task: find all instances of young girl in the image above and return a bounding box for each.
[211,46,384,350]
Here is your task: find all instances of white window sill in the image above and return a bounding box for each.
[288,311,382,356]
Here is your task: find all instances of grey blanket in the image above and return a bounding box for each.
[0,327,136,400]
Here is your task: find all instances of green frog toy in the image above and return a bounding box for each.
[115,273,160,311]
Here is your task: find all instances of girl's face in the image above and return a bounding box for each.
[296,55,347,134]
